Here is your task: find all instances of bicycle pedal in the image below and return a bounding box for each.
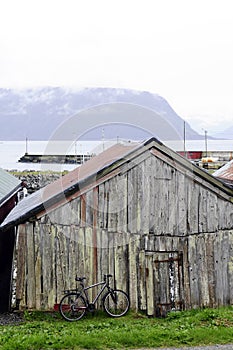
[88,303,95,312]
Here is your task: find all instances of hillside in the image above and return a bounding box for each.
[0,87,202,141]
[213,126,233,140]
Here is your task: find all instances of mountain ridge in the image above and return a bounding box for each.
[0,87,207,141]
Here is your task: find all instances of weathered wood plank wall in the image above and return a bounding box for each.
[14,150,233,314]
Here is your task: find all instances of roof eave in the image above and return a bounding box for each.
[1,137,233,231]
[0,183,22,207]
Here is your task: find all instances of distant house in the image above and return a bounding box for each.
[1,138,233,315]
[0,168,21,313]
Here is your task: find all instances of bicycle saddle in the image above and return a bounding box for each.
[75,276,86,282]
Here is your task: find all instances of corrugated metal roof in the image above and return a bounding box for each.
[0,141,140,229]
[0,168,21,206]
[213,160,233,181]
[213,160,233,188]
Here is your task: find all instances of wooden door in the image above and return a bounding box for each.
[144,251,183,316]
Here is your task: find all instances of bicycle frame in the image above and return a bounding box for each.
[59,274,130,321]
[80,280,112,305]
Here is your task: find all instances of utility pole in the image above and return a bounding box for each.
[75,140,77,163]
[102,128,105,152]
[25,137,28,155]
[204,130,208,157]
[183,121,186,158]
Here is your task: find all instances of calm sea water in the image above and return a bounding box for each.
[0,139,232,171]
[0,140,104,171]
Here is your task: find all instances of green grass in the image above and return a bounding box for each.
[1,307,233,349]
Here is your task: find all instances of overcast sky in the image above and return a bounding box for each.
[0,0,233,134]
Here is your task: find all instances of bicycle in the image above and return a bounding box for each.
[59,274,130,321]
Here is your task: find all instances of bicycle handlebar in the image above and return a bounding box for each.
[104,274,112,281]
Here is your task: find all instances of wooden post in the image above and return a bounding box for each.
[93,187,98,284]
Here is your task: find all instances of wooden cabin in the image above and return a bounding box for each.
[0,168,21,312]
[1,138,233,316]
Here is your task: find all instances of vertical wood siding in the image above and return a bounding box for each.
[14,151,233,313]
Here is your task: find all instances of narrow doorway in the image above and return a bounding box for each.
[144,251,184,316]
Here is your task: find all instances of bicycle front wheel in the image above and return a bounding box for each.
[59,292,86,321]
[103,289,130,317]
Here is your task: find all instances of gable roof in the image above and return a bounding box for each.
[1,137,233,231]
[0,140,139,230]
[0,168,21,206]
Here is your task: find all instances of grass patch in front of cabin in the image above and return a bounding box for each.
[1,307,233,349]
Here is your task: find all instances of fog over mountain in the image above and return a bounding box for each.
[213,126,233,140]
[0,87,205,141]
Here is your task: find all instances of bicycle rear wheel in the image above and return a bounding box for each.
[103,289,130,317]
[59,292,86,321]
